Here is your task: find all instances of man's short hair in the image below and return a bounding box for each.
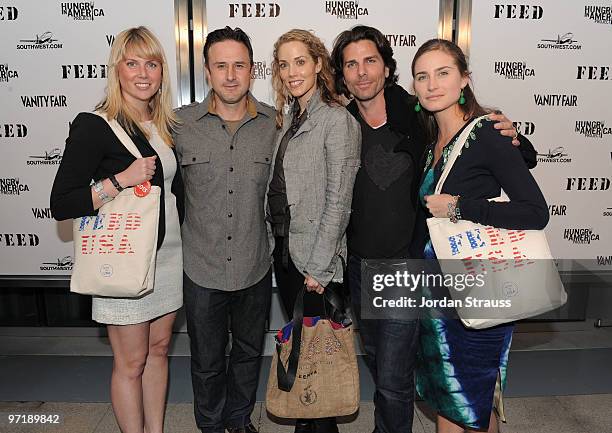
[203,26,254,66]
[331,25,399,98]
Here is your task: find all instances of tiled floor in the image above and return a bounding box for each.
[2,395,612,433]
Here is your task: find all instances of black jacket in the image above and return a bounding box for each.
[50,112,185,250]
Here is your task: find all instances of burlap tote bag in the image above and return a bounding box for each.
[266,287,360,419]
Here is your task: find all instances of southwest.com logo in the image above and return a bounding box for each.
[537,32,582,50]
[41,256,74,271]
[17,31,63,50]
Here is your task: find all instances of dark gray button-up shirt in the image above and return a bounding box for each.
[175,91,277,291]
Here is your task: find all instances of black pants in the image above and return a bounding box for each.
[183,271,272,433]
[273,236,330,319]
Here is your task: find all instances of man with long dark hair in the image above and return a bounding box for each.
[331,25,535,433]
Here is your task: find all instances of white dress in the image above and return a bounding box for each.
[92,123,183,325]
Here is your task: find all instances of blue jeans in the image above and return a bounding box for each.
[348,255,419,433]
[183,271,272,433]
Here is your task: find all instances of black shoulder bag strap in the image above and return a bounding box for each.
[276,271,351,392]
[276,285,305,392]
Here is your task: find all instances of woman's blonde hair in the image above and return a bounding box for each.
[96,26,179,146]
[271,29,340,128]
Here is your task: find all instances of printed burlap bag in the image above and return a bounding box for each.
[266,287,359,418]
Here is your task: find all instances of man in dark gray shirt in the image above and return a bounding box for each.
[174,27,276,433]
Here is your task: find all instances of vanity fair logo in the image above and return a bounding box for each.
[494,61,535,79]
[21,95,68,108]
[27,148,63,166]
[0,124,27,138]
[32,207,53,219]
[325,1,369,19]
[0,6,18,20]
[494,4,544,19]
[106,35,115,47]
[538,32,582,50]
[548,204,567,216]
[584,5,612,24]
[0,178,30,195]
[537,147,571,163]
[0,64,18,83]
[575,121,611,138]
[385,34,416,47]
[533,94,577,107]
[17,31,63,50]
[251,60,272,80]
[513,121,536,135]
[228,3,280,17]
[60,2,105,20]
[597,255,612,266]
[41,256,74,271]
[563,228,600,245]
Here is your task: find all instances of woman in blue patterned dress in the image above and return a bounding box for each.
[410,39,548,432]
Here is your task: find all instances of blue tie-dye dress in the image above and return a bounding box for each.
[416,120,513,430]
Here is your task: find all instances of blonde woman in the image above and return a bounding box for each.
[266,29,361,433]
[51,27,183,433]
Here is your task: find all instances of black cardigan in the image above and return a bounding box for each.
[409,119,548,258]
[50,112,185,250]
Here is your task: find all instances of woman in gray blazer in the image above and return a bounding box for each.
[266,29,361,433]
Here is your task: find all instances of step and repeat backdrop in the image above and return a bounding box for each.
[0,0,443,276]
[205,0,442,105]
[0,0,178,275]
[465,1,612,270]
[2,0,609,276]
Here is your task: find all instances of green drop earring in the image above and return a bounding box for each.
[459,89,466,105]
[414,100,422,112]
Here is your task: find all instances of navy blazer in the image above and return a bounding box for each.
[50,112,185,250]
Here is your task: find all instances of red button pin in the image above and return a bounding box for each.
[134,181,151,197]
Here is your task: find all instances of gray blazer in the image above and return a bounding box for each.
[266,91,361,286]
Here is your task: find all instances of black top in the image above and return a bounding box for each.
[347,121,416,258]
[267,104,307,237]
[346,84,425,259]
[50,112,185,250]
[410,118,549,257]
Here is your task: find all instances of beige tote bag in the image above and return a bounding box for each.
[70,113,160,297]
[426,116,567,329]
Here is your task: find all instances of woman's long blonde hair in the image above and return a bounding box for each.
[96,26,179,146]
[271,29,340,128]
